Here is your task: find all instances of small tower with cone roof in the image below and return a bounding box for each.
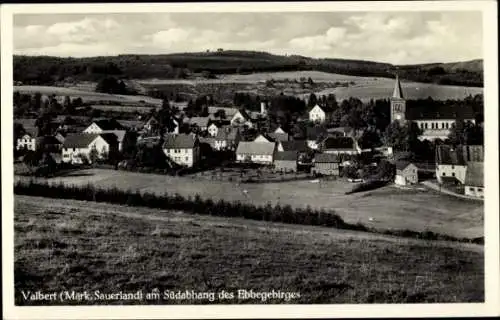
[390,73,406,123]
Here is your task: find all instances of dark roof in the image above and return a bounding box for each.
[236,141,275,156]
[254,133,275,142]
[465,161,483,187]
[280,140,309,152]
[314,153,340,163]
[36,135,62,146]
[215,127,239,141]
[406,104,476,120]
[395,161,415,171]
[99,133,119,145]
[274,151,298,161]
[188,117,210,128]
[93,119,125,130]
[163,134,198,149]
[436,145,484,165]
[62,134,99,148]
[306,125,328,140]
[323,137,356,150]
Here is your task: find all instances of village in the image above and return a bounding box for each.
[14,75,484,200]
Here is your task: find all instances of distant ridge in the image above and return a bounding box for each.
[13,50,483,87]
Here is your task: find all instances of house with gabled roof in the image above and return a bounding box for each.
[84,118,124,133]
[187,116,210,131]
[214,127,240,151]
[16,132,37,151]
[267,126,289,142]
[162,133,200,167]
[394,161,418,186]
[464,161,484,198]
[62,133,118,164]
[435,145,483,184]
[274,151,298,172]
[312,153,341,176]
[321,136,361,155]
[236,141,276,164]
[254,133,275,143]
[308,104,334,124]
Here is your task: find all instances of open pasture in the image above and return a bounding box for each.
[14,195,484,305]
[14,85,163,107]
[16,168,483,239]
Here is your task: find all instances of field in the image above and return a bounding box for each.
[13,85,163,107]
[14,195,484,305]
[15,169,484,239]
[137,71,483,102]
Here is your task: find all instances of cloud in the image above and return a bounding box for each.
[13,12,483,64]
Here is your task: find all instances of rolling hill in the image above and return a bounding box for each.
[13,50,483,87]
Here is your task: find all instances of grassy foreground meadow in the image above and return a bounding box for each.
[15,168,484,239]
[14,195,483,305]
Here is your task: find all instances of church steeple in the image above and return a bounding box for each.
[390,73,406,123]
[392,74,404,99]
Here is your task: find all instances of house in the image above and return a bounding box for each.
[214,127,241,151]
[394,161,419,186]
[389,75,476,141]
[16,133,37,151]
[321,136,361,155]
[230,109,254,128]
[62,133,118,164]
[274,151,298,172]
[143,116,180,135]
[208,123,219,137]
[306,126,328,150]
[55,132,67,144]
[187,117,210,131]
[162,134,200,168]
[312,153,340,176]
[464,161,484,198]
[84,119,124,133]
[267,126,289,142]
[308,104,334,124]
[436,145,483,184]
[236,141,276,164]
[277,140,308,153]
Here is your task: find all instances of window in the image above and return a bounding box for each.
[446,123,449,129]
[452,172,455,177]
[469,187,475,192]
[425,123,428,129]
[442,172,446,176]
[185,157,188,161]
[451,165,454,169]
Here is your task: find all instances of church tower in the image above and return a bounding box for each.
[390,74,406,123]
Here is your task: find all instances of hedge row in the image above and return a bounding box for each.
[14,180,482,244]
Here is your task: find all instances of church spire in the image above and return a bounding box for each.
[392,74,404,99]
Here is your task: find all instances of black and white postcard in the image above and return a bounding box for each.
[2,1,499,319]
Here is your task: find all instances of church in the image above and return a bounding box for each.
[389,75,476,141]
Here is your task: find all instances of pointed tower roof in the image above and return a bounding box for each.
[392,74,404,99]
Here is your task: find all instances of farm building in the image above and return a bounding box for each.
[162,134,200,168]
[464,161,484,198]
[274,151,298,172]
[308,104,334,124]
[436,145,483,184]
[254,134,275,143]
[278,140,308,153]
[236,141,276,164]
[312,153,340,176]
[16,133,37,151]
[62,133,118,164]
[394,161,419,186]
[268,127,290,142]
[321,136,361,155]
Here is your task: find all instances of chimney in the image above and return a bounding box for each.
[260,101,267,115]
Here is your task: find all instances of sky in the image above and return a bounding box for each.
[13,11,483,65]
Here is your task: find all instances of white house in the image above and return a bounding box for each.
[464,161,484,198]
[236,141,276,164]
[62,133,118,164]
[435,145,483,184]
[16,133,37,151]
[162,134,200,168]
[395,162,419,186]
[308,104,334,124]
